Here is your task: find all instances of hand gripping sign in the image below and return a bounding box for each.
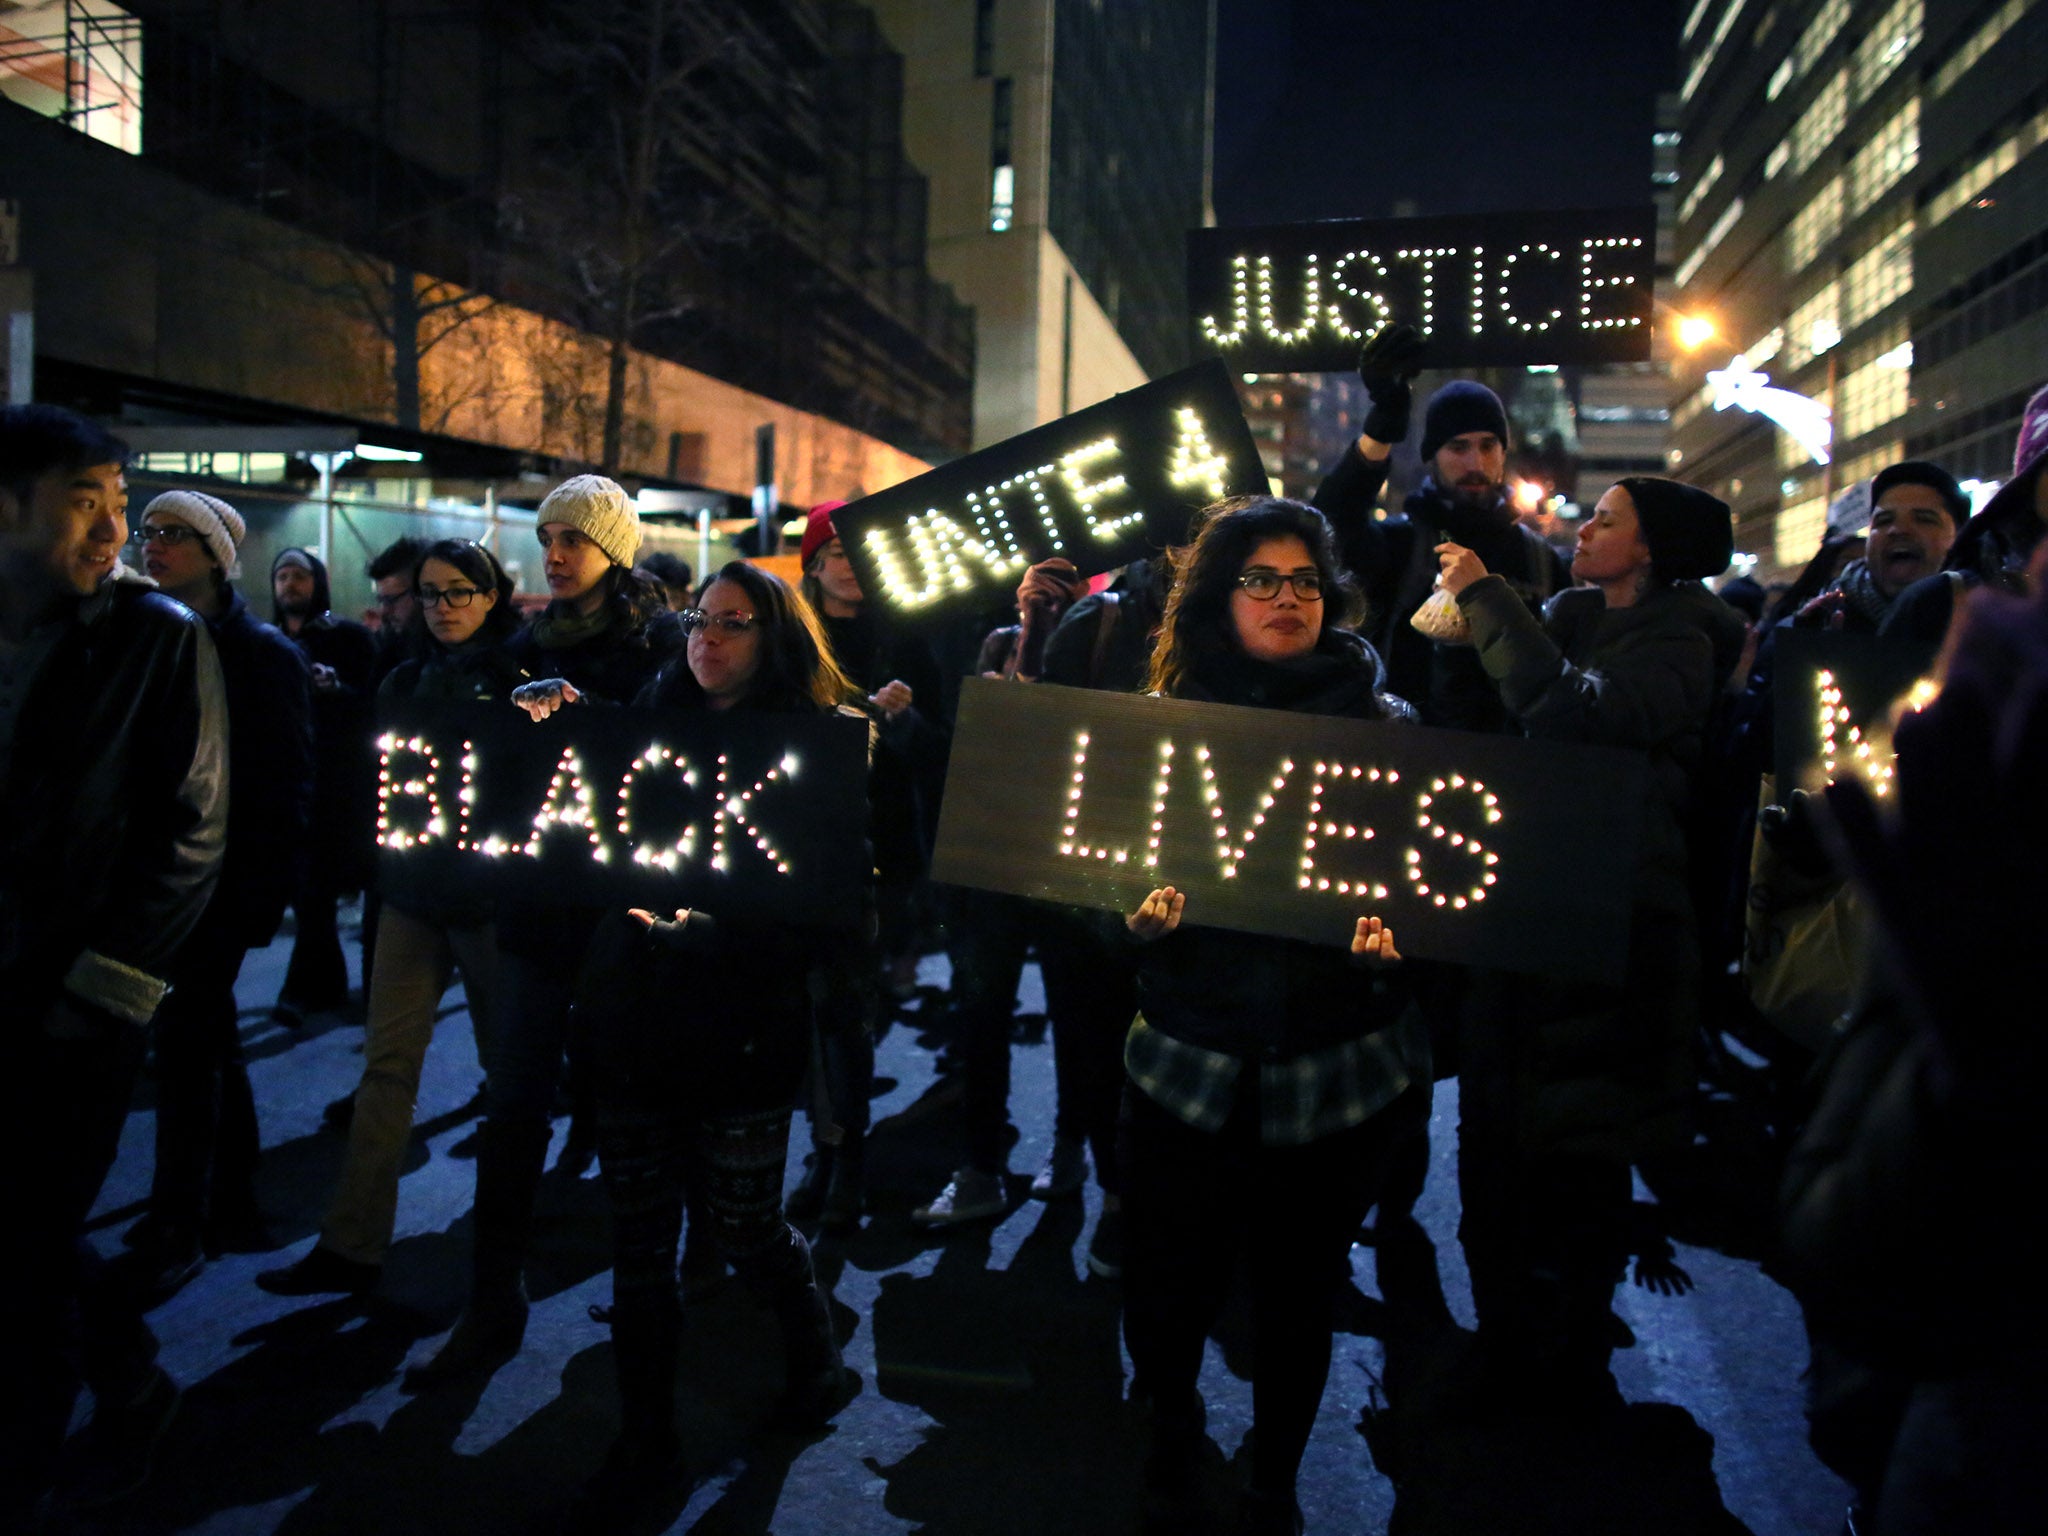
[933,681,1648,984]
[373,699,872,922]
[830,360,1267,624]
[1187,206,1658,373]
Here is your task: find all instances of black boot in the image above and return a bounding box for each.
[403,1115,549,1391]
[820,1136,865,1230]
[752,1227,858,1430]
[581,1291,686,1508]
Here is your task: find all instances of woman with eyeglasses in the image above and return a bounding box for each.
[567,562,866,1503]
[258,539,526,1299]
[1121,496,1424,1536]
[402,476,683,1390]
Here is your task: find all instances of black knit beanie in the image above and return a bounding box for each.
[1870,460,1969,526]
[1617,477,1733,582]
[1420,381,1511,460]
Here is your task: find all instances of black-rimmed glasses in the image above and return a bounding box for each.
[1235,569,1324,601]
[417,585,483,609]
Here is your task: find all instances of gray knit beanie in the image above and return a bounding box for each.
[537,474,641,568]
[143,489,245,575]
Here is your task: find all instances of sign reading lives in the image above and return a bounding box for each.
[373,700,871,922]
[829,360,1265,623]
[1772,630,1939,796]
[934,681,1647,984]
[1187,206,1658,373]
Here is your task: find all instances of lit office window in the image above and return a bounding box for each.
[1785,176,1843,274]
[1790,69,1849,178]
[1786,281,1841,371]
[988,76,1014,232]
[989,164,1014,233]
[0,0,142,154]
[1794,0,1851,77]
[1932,0,2034,98]
[1674,196,1743,289]
[1841,219,1914,329]
[1775,494,1828,567]
[1926,103,2048,224]
[1835,330,1912,441]
[1847,97,1919,216]
[1851,0,1923,104]
[1678,154,1724,224]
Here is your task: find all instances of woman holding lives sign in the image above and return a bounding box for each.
[1433,477,1744,1415]
[570,562,867,1503]
[1122,496,1425,1536]
[259,540,525,1299]
[402,476,683,1390]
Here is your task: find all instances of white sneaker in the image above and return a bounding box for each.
[911,1167,1006,1226]
[1029,1135,1088,1199]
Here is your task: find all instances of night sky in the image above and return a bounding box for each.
[1211,0,1682,227]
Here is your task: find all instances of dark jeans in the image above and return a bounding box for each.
[952,892,1133,1188]
[1119,1075,1415,1499]
[281,879,348,1006]
[150,932,260,1232]
[488,913,598,1133]
[1,1005,159,1523]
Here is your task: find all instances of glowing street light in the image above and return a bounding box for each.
[1675,313,1717,352]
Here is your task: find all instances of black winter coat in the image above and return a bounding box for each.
[2,576,228,1019]
[819,607,948,886]
[1456,577,1746,1160]
[1135,629,1416,1062]
[1314,443,1571,732]
[288,611,379,891]
[1041,557,1172,695]
[200,588,314,951]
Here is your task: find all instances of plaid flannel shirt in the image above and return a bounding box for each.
[1124,1010,1423,1145]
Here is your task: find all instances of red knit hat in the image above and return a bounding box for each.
[800,500,847,570]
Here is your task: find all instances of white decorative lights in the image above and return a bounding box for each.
[1815,670,1896,797]
[1169,410,1230,503]
[1196,746,1292,879]
[524,746,604,861]
[1298,760,1396,899]
[1407,774,1501,909]
[712,752,795,876]
[375,733,449,851]
[1196,234,1647,350]
[618,744,701,871]
[1060,438,1139,540]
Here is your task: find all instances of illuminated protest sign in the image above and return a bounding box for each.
[1772,631,1938,795]
[934,681,1646,983]
[1187,206,1657,372]
[373,700,871,920]
[829,360,1265,622]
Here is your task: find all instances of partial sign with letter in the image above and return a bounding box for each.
[373,700,871,921]
[830,361,1265,623]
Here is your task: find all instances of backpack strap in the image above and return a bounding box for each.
[1087,591,1123,688]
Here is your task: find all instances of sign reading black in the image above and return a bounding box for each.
[374,700,871,922]
[1771,630,1938,795]
[933,681,1647,984]
[1187,206,1658,373]
[829,360,1265,623]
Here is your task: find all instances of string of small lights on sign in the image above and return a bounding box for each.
[1197,236,1645,351]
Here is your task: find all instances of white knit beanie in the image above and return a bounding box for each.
[537,474,640,569]
[143,489,245,576]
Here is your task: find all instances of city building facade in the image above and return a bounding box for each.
[1667,0,2046,578]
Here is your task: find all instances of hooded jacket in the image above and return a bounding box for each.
[3,573,228,1023]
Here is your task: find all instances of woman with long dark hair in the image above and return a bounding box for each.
[1121,497,1423,1536]
[403,477,684,1389]
[575,562,866,1501]
[259,540,524,1297]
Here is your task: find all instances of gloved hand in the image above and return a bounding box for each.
[1357,322,1426,447]
[1758,788,1833,879]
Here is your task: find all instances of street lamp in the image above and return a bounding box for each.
[1675,313,1717,352]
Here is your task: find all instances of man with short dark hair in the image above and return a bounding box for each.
[636,549,694,611]
[0,405,227,1521]
[367,534,428,683]
[1313,324,1572,732]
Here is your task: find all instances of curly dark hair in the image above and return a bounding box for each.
[665,561,858,712]
[1146,496,1364,698]
[407,538,520,651]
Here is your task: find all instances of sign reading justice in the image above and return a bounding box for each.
[830,360,1266,623]
[1187,206,1658,373]
[934,681,1648,984]
[373,699,871,921]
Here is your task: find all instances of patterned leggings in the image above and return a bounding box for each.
[599,1102,805,1300]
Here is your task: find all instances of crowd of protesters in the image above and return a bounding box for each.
[3,340,2044,1534]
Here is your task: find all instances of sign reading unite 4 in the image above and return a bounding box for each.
[934,682,1646,984]
[831,360,1267,622]
[1187,206,1659,372]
